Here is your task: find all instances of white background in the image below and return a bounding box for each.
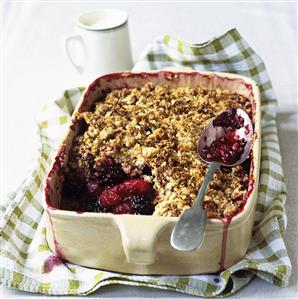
[1,1,297,298]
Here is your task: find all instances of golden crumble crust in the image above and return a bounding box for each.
[69,83,252,218]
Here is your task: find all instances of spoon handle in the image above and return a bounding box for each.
[170,162,221,251]
[193,162,221,211]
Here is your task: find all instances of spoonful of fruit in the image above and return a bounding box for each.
[170,108,254,251]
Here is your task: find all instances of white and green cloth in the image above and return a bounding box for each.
[0,28,292,296]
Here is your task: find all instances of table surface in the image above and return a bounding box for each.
[2,2,297,299]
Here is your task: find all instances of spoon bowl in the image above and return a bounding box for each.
[171,108,254,252]
[198,108,254,167]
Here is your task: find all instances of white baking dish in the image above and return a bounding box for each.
[45,70,261,274]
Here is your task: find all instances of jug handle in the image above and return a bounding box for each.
[63,34,86,74]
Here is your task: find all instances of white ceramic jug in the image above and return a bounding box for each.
[64,9,133,84]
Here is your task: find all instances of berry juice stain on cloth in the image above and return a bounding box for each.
[43,255,64,273]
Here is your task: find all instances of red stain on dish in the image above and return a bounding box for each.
[217,157,255,272]
[218,216,233,272]
[75,211,85,214]
[46,210,66,260]
[45,145,67,208]
[43,255,64,273]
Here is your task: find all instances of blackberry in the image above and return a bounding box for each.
[142,165,152,176]
[130,195,154,215]
[85,201,109,213]
[213,108,244,130]
[60,198,84,212]
[62,171,86,198]
[86,180,103,200]
[113,202,133,214]
[92,160,128,188]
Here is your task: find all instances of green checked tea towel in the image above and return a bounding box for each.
[0,28,292,296]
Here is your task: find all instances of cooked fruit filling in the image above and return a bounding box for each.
[202,136,246,165]
[213,108,245,130]
[201,108,247,165]
[61,83,252,218]
[61,157,155,214]
[100,179,155,214]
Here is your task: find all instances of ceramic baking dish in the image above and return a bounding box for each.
[45,70,261,275]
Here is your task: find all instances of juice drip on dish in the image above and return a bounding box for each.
[46,210,65,260]
[217,158,255,272]
[219,216,232,272]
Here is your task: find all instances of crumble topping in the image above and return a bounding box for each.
[68,83,252,218]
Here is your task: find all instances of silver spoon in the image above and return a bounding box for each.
[170,108,254,251]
